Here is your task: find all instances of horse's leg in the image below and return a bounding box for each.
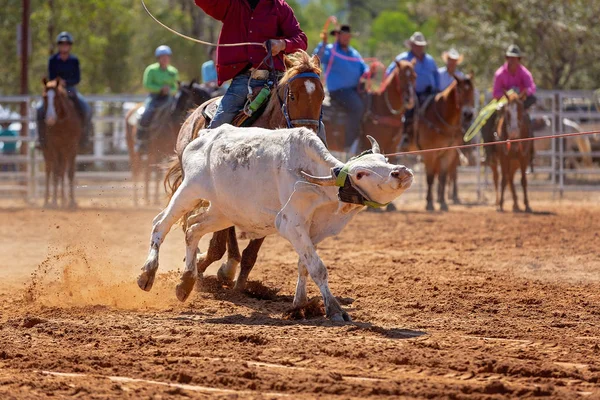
[59,156,67,208]
[520,154,532,213]
[194,229,228,292]
[437,155,450,212]
[509,161,520,212]
[450,157,460,204]
[68,151,77,209]
[51,155,59,208]
[491,157,500,207]
[235,237,266,291]
[44,154,51,207]
[217,227,241,283]
[438,170,449,212]
[424,155,435,211]
[498,157,508,212]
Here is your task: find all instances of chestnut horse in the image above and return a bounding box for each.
[125,81,210,205]
[403,75,475,211]
[324,60,416,155]
[41,78,81,208]
[160,51,325,292]
[490,91,532,212]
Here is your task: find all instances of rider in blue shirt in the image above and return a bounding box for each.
[386,32,439,147]
[314,24,369,151]
[37,32,92,150]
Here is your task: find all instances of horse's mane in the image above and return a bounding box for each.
[435,79,458,102]
[43,79,67,97]
[263,50,321,117]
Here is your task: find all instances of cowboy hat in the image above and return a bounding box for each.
[404,31,427,48]
[505,44,522,58]
[442,48,464,65]
[329,24,358,37]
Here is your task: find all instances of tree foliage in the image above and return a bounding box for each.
[1,0,598,95]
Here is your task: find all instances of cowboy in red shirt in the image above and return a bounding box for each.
[194,0,308,128]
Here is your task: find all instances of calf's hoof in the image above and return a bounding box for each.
[329,310,352,323]
[176,271,197,302]
[385,203,397,212]
[217,259,239,283]
[137,269,156,292]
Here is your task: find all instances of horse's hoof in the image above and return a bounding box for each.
[513,207,522,213]
[426,203,435,212]
[453,198,461,205]
[496,207,504,213]
[525,206,533,214]
[440,203,449,212]
[68,201,78,210]
[176,272,196,302]
[385,203,397,212]
[137,270,156,292]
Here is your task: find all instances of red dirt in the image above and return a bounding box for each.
[0,199,599,398]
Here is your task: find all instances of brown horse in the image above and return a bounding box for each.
[125,81,210,205]
[402,75,475,211]
[490,91,532,213]
[324,60,416,154]
[41,77,81,209]
[161,50,325,292]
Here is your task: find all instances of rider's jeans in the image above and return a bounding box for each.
[139,94,170,129]
[209,73,268,128]
[329,87,365,148]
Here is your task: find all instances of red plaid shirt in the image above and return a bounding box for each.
[195,0,308,85]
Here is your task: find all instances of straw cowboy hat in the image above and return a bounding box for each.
[404,31,427,48]
[442,48,464,65]
[505,44,523,58]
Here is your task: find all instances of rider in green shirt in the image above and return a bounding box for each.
[137,45,179,151]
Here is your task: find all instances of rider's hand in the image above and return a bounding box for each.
[265,39,286,55]
[320,31,328,43]
[160,85,170,95]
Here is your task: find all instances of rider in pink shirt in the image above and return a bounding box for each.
[492,45,536,109]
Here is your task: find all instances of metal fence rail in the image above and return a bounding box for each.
[0,91,599,203]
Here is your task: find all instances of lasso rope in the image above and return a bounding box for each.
[384,130,600,157]
[141,0,264,47]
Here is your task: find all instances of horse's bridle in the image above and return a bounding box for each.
[383,69,414,116]
[278,71,323,129]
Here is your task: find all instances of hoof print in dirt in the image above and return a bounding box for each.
[283,298,325,320]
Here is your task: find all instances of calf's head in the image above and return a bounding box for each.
[302,136,414,206]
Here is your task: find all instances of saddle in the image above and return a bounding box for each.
[129,97,175,128]
[201,86,268,128]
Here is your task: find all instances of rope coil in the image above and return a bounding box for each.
[141,0,264,47]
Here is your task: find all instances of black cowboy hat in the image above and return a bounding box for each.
[330,25,356,36]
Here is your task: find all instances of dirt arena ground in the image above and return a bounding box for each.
[1,194,599,399]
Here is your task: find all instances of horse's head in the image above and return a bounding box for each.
[42,77,67,127]
[393,60,417,110]
[497,91,527,140]
[455,74,476,126]
[172,80,210,121]
[272,50,324,131]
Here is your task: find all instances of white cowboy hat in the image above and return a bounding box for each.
[442,48,464,65]
[505,44,523,58]
[404,31,427,48]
